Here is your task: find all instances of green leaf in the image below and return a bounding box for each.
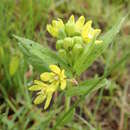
[18,42,49,72]
[74,15,127,75]
[66,78,108,96]
[13,35,72,76]
[9,56,20,76]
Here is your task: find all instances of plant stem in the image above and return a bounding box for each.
[65,96,70,112]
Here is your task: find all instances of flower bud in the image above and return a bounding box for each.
[67,51,73,66]
[56,40,64,50]
[72,43,83,62]
[63,37,74,50]
[65,23,80,36]
[73,43,83,53]
[73,36,83,45]
[58,49,67,59]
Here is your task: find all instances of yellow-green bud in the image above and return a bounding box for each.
[56,40,64,50]
[65,23,80,37]
[58,49,67,59]
[73,36,83,45]
[63,37,74,50]
[72,43,83,61]
[67,51,73,66]
[73,43,83,53]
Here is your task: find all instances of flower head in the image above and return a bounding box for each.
[29,65,67,109]
[46,15,103,66]
[46,15,102,45]
[40,64,66,90]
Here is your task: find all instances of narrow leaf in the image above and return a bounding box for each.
[66,78,108,96]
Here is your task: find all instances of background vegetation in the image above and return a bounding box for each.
[0,0,130,130]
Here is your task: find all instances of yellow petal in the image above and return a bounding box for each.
[76,16,85,29]
[52,20,59,27]
[34,94,46,104]
[83,20,92,30]
[49,65,61,74]
[40,72,54,82]
[29,85,43,91]
[82,20,92,36]
[60,79,66,90]
[34,80,48,87]
[46,24,52,34]
[60,69,66,80]
[46,24,57,37]
[44,93,53,109]
[46,81,59,94]
[84,38,91,44]
[52,19,64,28]
[69,15,75,23]
[57,18,64,27]
[81,20,93,43]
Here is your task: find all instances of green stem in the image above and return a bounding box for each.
[65,83,72,112]
[65,96,70,112]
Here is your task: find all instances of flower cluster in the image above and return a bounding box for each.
[29,65,66,109]
[47,15,102,43]
[47,15,102,65]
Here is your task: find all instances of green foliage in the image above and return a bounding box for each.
[66,78,108,96]
[0,0,130,130]
[13,35,72,76]
[13,10,128,130]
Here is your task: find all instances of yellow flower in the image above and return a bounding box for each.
[46,15,102,44]
[29,80,59,109]
[81,20,102,44]
[46,19,64,38]
[75,15,85,31]
[40,64,67,90]
[29,64,67,109]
